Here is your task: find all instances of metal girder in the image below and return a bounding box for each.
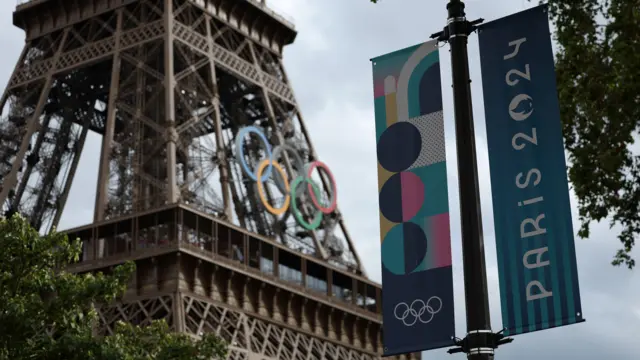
[7,21,295,105]
[95,293,400,360]
[8,20,165,89]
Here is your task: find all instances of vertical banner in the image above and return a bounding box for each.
[478,5,584,336]
[371,40,454,355]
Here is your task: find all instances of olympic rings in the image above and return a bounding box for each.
[234,126,338,231]
[235,126,272,182]
[393,297,443,327]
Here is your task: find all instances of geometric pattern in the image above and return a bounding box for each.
[372,39,455,354]
[374,41,451,274]
[405,111,446,170]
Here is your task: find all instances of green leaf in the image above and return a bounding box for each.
[544,0,640,268]
[0,214,228,359]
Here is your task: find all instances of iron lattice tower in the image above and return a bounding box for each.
[0,1,419,359]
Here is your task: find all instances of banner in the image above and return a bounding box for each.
[478,5,584,336]
[371,40,454,355]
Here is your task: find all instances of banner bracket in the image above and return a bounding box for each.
[447,329,514,355]
[429,18,484,43]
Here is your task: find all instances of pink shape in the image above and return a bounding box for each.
[400,172,425,221]
[373,82,386,98]
[373,77,398,97]
[429,213,452,268]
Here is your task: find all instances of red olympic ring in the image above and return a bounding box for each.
[306,161,338,214]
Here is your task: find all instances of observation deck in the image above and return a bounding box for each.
[63,204,385,355]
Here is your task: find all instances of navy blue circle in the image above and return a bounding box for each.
[379,173,403,223]
[377,122,421,172]
[402,222,428,274]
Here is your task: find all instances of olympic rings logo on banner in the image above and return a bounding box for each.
[234,126,338,231]
[393,297,443,327]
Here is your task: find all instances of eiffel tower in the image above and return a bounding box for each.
[1,0,419,359]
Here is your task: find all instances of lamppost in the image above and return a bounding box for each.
[430,1,512,358]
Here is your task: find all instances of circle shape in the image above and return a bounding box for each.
[379,172,425,223]
[290,176,323,230]
[381,222,428,275]
[235,126,273,181]
[426,296,442,314]
[255,159,290,216]
[377,122,422,172]
[306,161,338,214]
[508,93,534,121]
[271,143,306,194]
[393,302,414,326]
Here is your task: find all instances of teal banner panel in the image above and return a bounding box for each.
[478,5,584,336]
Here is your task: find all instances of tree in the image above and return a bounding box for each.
[0,214,228,359]
[368,0,640,268]
[545,0,640,269]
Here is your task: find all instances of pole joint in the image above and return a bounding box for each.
[430,17,483,42]
[429,0,483,43]
[447,329,514,355]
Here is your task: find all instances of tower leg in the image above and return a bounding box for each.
[0,30,69,221]
[0,45,29,115]
[51,124,89,228]
[164,0,178,205]
[95,9,123,222]
[205,17,233,221]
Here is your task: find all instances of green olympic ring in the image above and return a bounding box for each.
[290,176,324,231]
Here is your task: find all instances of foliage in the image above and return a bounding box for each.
[541,0,640,268]
[0,214,228,359]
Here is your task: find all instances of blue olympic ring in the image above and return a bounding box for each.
[235,126,273,182]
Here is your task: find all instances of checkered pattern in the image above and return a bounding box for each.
[404,111,446,169]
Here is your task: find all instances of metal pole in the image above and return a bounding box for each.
[446,1,493,359]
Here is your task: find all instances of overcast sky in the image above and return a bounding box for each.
[0,0,638,359]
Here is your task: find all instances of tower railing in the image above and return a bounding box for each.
[16,0,296,28]
[16,0,39,5]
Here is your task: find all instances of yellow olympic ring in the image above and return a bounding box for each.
[255,159,290,216]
